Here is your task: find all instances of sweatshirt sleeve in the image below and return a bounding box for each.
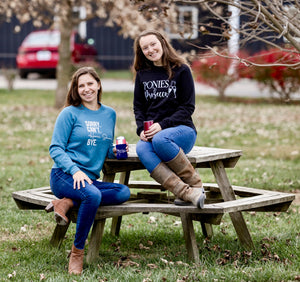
[49,108,80,176]
[159,65,195,130]
[133,73,147,136]
[106,109,117,159]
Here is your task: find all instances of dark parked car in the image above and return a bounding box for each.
[16,29,98,78]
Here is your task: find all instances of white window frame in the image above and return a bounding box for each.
[73,6,87,39]
[283,4,300,43]
[167,6,198,40]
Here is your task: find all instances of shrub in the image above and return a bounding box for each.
[240,48,300,102]
[191,50,245,100]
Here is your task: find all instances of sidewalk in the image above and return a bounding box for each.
[0,74,297,99]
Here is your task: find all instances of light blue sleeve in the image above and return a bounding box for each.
[107,110,116,159]
[107,144,116,159]
[49,108,80,175]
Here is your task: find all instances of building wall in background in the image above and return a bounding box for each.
[0,17,134,70]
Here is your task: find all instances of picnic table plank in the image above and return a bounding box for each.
[102,145,242,174]
[12,186,294,215]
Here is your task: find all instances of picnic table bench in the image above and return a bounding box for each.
[12,145,295,264]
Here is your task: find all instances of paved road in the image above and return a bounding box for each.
[1,74,299,99]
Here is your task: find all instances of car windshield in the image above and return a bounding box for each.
[23,31,60,47]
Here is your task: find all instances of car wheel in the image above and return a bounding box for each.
[19,70,28,79]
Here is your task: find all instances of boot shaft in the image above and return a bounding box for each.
[166,149,203,188]
[151,161,206,209]
[150,162,189,199]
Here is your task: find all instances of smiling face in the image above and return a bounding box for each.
[139,34,164,66]
[77,73,101,109]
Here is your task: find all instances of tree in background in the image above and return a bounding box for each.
[164,0,300,56]
[0,0,176,108]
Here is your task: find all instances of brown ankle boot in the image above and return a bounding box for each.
[68,244,84,275]
[45,197,74,225]
[150,162,205,208]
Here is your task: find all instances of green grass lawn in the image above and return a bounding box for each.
[100,69,134,80]
[0,89,299,281]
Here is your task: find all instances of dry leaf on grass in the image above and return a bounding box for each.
[147,263,158,269]
[139,243,150,250]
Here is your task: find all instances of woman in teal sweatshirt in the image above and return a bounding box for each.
[47,67,130,275]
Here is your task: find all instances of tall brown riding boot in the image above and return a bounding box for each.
[167,148,203,188]
[166,149,206,207]
[150,162,205,208]
[45,197,74,225]
[68,244,84,275]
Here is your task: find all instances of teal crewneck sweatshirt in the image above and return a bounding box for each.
[49,104,116,180]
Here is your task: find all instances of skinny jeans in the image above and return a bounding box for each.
[50,168,130,249]
[136,125,197,173]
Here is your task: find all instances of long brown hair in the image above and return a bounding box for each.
[133,30,186,79]
[65,67,102,107]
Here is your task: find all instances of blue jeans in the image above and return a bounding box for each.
[50,168,130,249]
[136,125,197,173]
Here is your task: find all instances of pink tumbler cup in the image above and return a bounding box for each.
[144,120,153,132]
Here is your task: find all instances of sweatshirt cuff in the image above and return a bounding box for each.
[70,166,80,176]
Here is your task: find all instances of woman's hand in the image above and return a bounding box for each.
[113,142,129,156]
[139,130,148,141]
[73,170,92,190]
[144,122,162,140]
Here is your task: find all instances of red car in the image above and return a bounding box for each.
[16,30,98,78]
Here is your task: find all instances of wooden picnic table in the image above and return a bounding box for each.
[12,145,295,264]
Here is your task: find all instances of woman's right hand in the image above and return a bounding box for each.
[73,170,92,190]
[140,130,148,141]
[143,122,162,140]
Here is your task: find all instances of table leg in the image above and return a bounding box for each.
[50,222,70,248]
[210,160,254,249]
[200,222,213,238]
[180,213,200,263]
[86,218,106,263]
[110,171,131,236]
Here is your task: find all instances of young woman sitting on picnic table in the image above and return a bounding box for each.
[132,30,206,208]
[46,67,130,275]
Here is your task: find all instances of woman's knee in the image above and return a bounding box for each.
[136,141,154,160]
[152,132,168,149]
[120,185,131,202]
[83,185,102,207]
[113,184,131,204]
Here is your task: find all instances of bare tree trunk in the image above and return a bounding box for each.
[54,7,74,109]
[219,87,226,101]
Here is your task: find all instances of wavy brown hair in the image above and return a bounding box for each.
[65,67,102,107]
[133,30,186,80]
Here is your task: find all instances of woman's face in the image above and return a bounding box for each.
[139,34,163,66]
[77,73,100,108]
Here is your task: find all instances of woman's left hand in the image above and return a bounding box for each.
[113,142,129,156]
[144,122,162,140]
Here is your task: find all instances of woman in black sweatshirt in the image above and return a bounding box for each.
[133,30,206,208]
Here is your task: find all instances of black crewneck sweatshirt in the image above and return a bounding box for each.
[133,64,196,136]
